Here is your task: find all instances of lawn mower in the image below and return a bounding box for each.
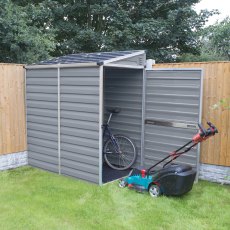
[119,122,218,198]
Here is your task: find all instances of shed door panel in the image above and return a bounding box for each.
[144,69,202,169]
[60,67,100,184]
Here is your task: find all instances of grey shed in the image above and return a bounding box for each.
[25,50,203,185]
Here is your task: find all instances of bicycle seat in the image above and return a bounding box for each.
[106,107,121,114]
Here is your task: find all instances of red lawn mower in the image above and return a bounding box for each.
[119,122,218,197]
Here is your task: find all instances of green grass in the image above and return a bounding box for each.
[0,167,229,230]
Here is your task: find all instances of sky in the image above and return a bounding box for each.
[194,0,230,25]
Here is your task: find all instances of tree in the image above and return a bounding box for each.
[0,0,55,64]
[179,17,230,62]
[57,0,218,62]
[12,0,216,62]
[204,17,230,60]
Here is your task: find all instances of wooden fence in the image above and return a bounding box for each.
[154,62,230,167]
[0,64,27,155]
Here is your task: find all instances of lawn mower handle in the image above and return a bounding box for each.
[207,122,218,134]
[198,123,206,137]
[146,122,218,175]
[198,122,218,137]
[193,122,218,143]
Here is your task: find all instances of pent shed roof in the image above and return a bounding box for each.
[35,50,145,66]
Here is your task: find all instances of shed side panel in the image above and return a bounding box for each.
[26,69,59,173]
[60,67,100,184]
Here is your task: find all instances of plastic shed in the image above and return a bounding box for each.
[25,50,203,185]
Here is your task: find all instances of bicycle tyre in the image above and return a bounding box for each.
[103,135,137,170]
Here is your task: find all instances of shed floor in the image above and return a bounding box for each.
[102,164,131,183]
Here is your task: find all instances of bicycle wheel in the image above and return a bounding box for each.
[103,135,137,170]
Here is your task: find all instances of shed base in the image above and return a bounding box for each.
[102,164,131,183]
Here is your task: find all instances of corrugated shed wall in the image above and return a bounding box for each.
[104,68,143,166]
[144,69,202,169]
[27,67,101,183]
[27,68,59,173]
[145,70,201,122]
[60,67,100,183]
[154,62,230,167]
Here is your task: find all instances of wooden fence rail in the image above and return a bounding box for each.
[0,64,26,155]
[154,62,230,167]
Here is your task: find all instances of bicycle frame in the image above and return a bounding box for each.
[103,124,121,153]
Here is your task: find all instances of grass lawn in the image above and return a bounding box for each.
[0,167,229,230]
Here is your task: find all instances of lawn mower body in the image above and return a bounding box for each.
[124,164,196,196]
[119,122,218,197]
[154,164,196,196]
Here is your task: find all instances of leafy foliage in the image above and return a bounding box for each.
[203,17,230,60]
[0,0,55,64]
[44,0,217,62]
[179,17,230,62]
[1,0,218,63]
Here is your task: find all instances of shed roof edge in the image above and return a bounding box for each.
[25,62,98,69]
[103,50,146,64]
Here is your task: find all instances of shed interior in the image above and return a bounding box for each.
[102,67,144,183]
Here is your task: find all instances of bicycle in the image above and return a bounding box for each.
[103,108,137,170]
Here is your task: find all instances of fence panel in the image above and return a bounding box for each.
[0,64,27,155]
[154,62,230,166]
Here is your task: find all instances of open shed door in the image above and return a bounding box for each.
[144,69,202,172]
